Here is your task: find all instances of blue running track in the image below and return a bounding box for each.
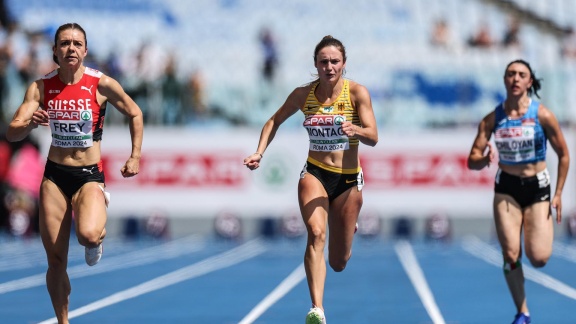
[1,234,576,323]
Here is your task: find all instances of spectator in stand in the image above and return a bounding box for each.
[17,30,56,84]
[161,55,183,125]
[183,69,208,124]
[561,27,576,59]
[430,18,462,54]
[468,22,494,48]
[502,16,522,50]
[259,26,279,83]
[430,19,450,47]
[120,40,167,124]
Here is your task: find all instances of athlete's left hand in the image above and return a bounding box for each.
[341,121,358,138]
[121,157,140,178]
[484,142,496,167]
[552,195,562,224]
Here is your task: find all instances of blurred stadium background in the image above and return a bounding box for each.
[2,0,576,241]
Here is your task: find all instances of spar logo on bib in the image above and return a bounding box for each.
[304,115,346,126]
[81,110,92,121]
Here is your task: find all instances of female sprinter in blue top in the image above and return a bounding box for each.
[467,59,569,324]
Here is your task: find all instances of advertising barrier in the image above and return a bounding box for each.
[96,127,575,219]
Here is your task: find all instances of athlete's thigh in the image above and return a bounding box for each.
[523,201,553,260]
[328,187,362,253]
[39,178,72,256]
[72,182,107,234]
[493,193,523,253]
[298,174,329,228]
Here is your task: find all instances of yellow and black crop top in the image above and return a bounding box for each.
[301,79,360,152]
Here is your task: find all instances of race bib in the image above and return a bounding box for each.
[494,127,536,163]
[303,114,349,152]
[49,108,94,148]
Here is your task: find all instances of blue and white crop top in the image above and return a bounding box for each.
[493,99,547,165]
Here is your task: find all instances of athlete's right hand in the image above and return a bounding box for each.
[243,153,262,170]
[31,109,49,127]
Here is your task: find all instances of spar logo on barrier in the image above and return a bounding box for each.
[361,153,496,187]
[102,152,245,187]
[259,155,291,188]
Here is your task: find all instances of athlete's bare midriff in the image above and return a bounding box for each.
[308,145,360,170]
[498,160,547,177]
[47,141,102,166]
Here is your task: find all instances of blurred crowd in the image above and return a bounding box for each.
[92,39,225,127]
[0,1,44,236]
[429,16,523,54]
[466,16,522,50]
[430,14,576,60]
[0,25,227,131]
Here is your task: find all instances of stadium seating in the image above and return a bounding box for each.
[5,0,573,128]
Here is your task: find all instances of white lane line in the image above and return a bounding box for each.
[239,262,306,324]
[0,235,204,294]
[462,236,576,299]
[37,238,267,324]
[394,240,446,324]
[553,241,576,263]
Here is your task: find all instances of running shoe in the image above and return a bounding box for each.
[306,307,326,324]
[85,244,103,266]
[512,312,531,324]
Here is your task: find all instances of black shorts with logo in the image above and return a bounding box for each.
[494,168,551,209]
[300,159,364,202]
[43,159,105,199]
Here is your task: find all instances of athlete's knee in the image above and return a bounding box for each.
[76,228,103,247]
[528,255,549,268]
[328,249,351,272]
[307,224,326,245]
[329,256,349,272]
[502,248,521,264]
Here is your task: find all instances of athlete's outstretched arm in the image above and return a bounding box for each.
[98,75,144,178]
[6,80,44,142]
[244,87,306,170]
